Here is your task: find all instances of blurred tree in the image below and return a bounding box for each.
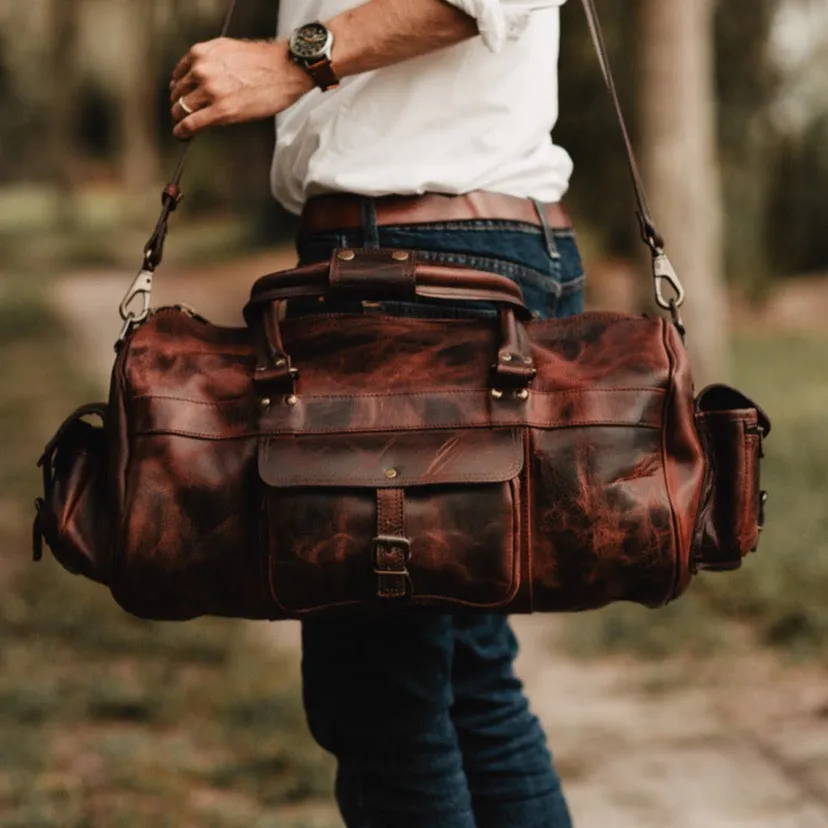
[558,0,818,294]
[120,0,162,216]
[557,0,641,256]
[715,0,782,290]
[48,0,82,227]
[769,114,828,275]
[639,0,729,386]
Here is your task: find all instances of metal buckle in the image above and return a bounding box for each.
[372,535,412,599]
[372,535,412,565]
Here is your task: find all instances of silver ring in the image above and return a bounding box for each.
[178,96,195,116]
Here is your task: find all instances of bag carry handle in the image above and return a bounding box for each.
[245,248,538,397]
[115,0,686,346]
[244,249,532,317]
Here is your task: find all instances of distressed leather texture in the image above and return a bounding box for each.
[34,251,771,621]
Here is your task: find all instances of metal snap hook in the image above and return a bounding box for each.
[118,268,154,324]
[652,252,686,311]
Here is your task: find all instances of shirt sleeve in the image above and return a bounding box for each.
[444,0,566,53]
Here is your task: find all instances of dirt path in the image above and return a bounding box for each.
[513,616,828,828]
[50,261,828,827]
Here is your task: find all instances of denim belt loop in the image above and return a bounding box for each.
[531,198,560,260]
[360,197,381,250]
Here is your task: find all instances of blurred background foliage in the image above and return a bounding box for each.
[557,0,828,286]
[1,1,827,824]
[0,0,826,283]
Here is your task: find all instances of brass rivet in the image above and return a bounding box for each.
[275,358,287,368]
[391,250,409,262]
[500,353,513,363]
[491,388,504,400]
[337,249,356,262]
[285,394,298,407]
[516,388,530,401]
[385,467,399,480]
[259,397,271,409]
[523,356,533,365]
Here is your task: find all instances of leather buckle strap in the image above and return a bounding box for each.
[375,488,411,600]
[298,192,572,238]
[372,535,412,600]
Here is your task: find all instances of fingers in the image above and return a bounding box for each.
[173,108,213,141]
[169,40,224,139]
[169,39,219,105]
[170,52,193,85]
[170,39,214,83]
[170,88,210,124]
[169,71,197,109]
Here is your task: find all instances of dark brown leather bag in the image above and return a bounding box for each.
[32,0,771,621]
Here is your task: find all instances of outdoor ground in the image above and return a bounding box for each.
[1,242,827,827]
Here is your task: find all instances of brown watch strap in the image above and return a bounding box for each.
[306,57,339,91]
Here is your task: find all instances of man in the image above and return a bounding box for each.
[170,1,581,825]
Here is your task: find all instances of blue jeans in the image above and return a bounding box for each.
[295,200,584,828]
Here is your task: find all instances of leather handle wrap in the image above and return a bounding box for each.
[243,249,533,324]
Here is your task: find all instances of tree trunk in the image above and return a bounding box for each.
[119,0,161,217]
[49,0,81,228]
[639,0,729,386]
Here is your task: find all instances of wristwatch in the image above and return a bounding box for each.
[288,21,340,92]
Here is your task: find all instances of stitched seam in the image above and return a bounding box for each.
[280,310,641,328]
[659,319,685,603]
[380,221,576,235]
[414,250,564,294]
[261,469,524,487]
[135,420,663,440]
[132,387,669,405]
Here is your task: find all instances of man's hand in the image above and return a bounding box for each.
[169,38,313,140]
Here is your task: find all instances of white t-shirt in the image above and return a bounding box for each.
[272,0,572,215]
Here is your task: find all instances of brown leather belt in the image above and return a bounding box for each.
[298,191,571,238]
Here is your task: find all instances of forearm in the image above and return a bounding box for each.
[169,0,483,137]
[326,0,479,79]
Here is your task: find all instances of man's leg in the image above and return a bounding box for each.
[302,612,476,828]
[451,614,572,828]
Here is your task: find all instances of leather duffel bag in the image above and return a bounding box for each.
[31,0,771,621]
[33,246,770,621]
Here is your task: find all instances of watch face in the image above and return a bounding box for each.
[290,22,331,60]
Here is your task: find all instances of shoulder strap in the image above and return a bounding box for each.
[117,0,238,345]
[579,0,685,327]
[117,0,685,346]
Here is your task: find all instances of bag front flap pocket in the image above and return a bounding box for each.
[258,427,524,489]
[259,428,524,614]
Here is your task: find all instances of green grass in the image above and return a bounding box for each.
[565,331,828,660]
[0,287,337,828]
[0,184,264,274]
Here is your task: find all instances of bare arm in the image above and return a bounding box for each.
[169,0,479,139]
[328,0,479,77]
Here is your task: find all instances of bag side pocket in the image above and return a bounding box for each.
[693,385,771,571]
[34,403,112,584]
